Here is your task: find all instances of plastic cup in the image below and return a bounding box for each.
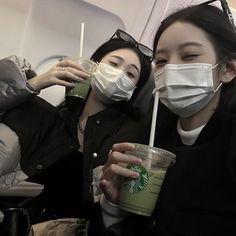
[65,57,98,100]
[119,143,176,216]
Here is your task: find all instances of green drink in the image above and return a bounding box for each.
[119,143,176,216]
[65,57,98,100]
[66,78,91,99]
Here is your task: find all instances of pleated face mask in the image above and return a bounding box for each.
[154,62,222,117]
[91,63,136,104]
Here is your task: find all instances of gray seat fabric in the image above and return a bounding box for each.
[133,73,155,114]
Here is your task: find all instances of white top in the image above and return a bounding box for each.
[177,119,205,145]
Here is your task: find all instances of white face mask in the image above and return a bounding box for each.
[91,63,136,104]
[154,63,222,117]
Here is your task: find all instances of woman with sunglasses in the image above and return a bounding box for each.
[99,2,236,236]
[0,30,152,234]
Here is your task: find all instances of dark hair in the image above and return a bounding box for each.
[91,38,152,103]
[153,4,236,59]
[153,4,236,113]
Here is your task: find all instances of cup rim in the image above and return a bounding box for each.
[131,143,176,160]
[64,56,98,65]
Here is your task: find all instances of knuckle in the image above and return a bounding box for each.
[109,164,117,172]
[112,151,120,160]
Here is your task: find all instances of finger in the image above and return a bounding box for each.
[102,163,139,180]
[57,70,87,83]
[50,78,76,88]
[99,179,119,195]
[56,64,90,80]
[59,60,89,72]
[64,67,90,79]
[99,179,119,203]
[112,142,136,153]
[104,149,142,170]
[99,179,109,191]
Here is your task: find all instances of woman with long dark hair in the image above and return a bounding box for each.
[0,29,152,234]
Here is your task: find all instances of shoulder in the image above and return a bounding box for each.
[2,96,63,135]
[5,96,60,118]
[221,80,236,114]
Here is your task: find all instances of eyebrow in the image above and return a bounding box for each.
[110,55,140,74]
[155,42,204,56]
[179,42,204,49]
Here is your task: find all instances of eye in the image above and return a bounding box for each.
[127,71,136,79]
[108,61,119,67]
[182,53,200,61]
[154,58,168,68]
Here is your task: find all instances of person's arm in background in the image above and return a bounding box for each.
[0,55,38,115]
[0,56,86,189]
[0,55,90,116]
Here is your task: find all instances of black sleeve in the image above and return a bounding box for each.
[2,96,78,177]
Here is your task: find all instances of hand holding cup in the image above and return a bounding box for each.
[99,142,142,204]
[119,143,176,216]
[100,142,176,217]
[27,58,91,92]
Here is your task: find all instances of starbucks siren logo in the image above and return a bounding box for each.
[123,165,149,193]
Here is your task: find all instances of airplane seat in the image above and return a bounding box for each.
[133,72,155,115]
[0,181,44,236]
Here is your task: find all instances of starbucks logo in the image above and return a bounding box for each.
[123,165,149,193]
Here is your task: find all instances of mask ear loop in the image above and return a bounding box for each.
[212,57,227,69]
[212,57,227,89]
[214,81,223,92]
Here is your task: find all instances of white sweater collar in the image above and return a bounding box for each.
[177,119,206,145]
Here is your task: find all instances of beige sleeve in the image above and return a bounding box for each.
[0,123,28,189]
[0,55,38,114]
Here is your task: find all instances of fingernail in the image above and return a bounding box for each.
[132,172,139,178]
[135,158,142,164]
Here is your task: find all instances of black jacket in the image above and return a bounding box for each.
[2,96,78,177]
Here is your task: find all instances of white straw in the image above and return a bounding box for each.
[149,91,159,147]
[79,22,85,58]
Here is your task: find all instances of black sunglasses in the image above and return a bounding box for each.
[201,0,235,26]
[110,29,153,61]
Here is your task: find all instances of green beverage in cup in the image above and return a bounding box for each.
[119,143,176,216]
[65,57,98,100]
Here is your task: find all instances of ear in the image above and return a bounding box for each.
[221,59,236,83]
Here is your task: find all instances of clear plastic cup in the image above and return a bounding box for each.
[119,143,176,216]
[65,57,98,100]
